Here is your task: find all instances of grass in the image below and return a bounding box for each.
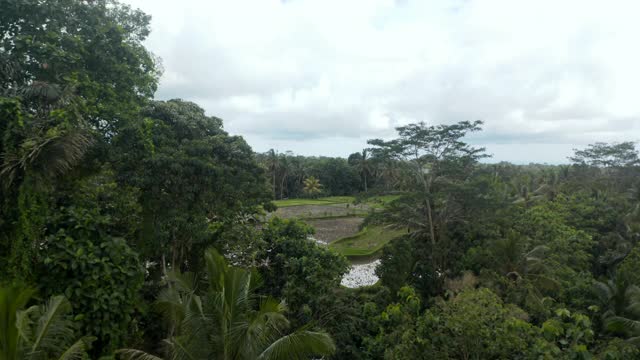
[330,225,405,257]
[272,194,405,260]
[273,194,401,208]
[273,196,355,207]
[361,194,402,209]
[301,213,367,221]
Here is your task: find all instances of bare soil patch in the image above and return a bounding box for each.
[305,217,364,244]
[273,203,368,219]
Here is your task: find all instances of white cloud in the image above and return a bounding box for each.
[125,0,640,163]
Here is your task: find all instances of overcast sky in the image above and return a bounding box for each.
[124,0,640,163]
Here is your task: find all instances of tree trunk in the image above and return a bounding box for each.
[272,171,277,199]
[363,172,368,192]
[426,198,436,247]
[280,173,287,199]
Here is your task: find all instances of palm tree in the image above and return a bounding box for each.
[510,175,544,207]
[0,82,93,188]
[349,150,370,192]
[266,149,279,199]
[623,182,640,239]
[593,276,640,343]
[534,169,563,201]
[0,285,91,360]
[489,232,558,315]
[119,248,335,360]
[303,176,322,198]
[278,153,290,200]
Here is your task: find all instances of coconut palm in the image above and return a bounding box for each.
[489,232,559,315]
[510,175,544,207]
[534,168,564,201]
[266,149,279,198]
[0,285,91,360]
[623,182,640,239]
[349,150,371,192]
[593,276,640,343]
[303,176,322,198]
[119,248,335,360]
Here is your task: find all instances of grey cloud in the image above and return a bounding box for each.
[126,0,640,162]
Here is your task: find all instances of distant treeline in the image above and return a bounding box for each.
[257,150,409,199]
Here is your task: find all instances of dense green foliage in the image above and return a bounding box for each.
[113,99,272,273]
[0,285,92,359]
[257,148,405,199]
[5,1,640,359]
[119,248,336,360]
[38,205,144,354]
[258,218,350,326]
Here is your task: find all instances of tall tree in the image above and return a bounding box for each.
[570,142,640,168]
[0,85,93,279]
[0,0,159,280]
[0,0,159,137]
[594,276,640,343]
[348,150,371,192]
[113,99,272,273]
[267,149,279,199]
[367,121,488,273]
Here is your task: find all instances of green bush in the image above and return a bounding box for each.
[38,206,144,356]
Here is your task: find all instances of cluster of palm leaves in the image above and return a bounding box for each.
[302,176,322,197]
[594,277,640,344]
[0,285,92,360]
[348,150,371,192]
[490,232,558,314]
[119,248,335,360]
[0,81,93,189]
[508,168,570,206]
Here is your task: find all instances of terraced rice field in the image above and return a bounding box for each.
[305,217,364,243]
[269,195,404,288]
[272,196,403,258]
[329,226,406,257]
[272,203,368,220]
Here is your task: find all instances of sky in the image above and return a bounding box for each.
[123,0,640,164]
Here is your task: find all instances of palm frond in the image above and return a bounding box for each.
[204,248,228,292]
[593,280,614,304]
[257,330,335,360]
[165,270,198,294]
[237,298,289,358]
[626,284,640,301]
[0,127,93,187]
[0,285,36,359]
[605,316,640,336]
[626,336,640,347]
[626,302,640,317]
[525,245,549,260]
[29,295,76,357]
[530,274,561,292]
[116,348,165,360]
[56,337,92,360]
[167,336,200,360]
[15,305,39,344]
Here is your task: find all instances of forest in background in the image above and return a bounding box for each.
[4,1,640,359]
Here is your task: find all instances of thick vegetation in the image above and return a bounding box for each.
[3,1,640,359]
